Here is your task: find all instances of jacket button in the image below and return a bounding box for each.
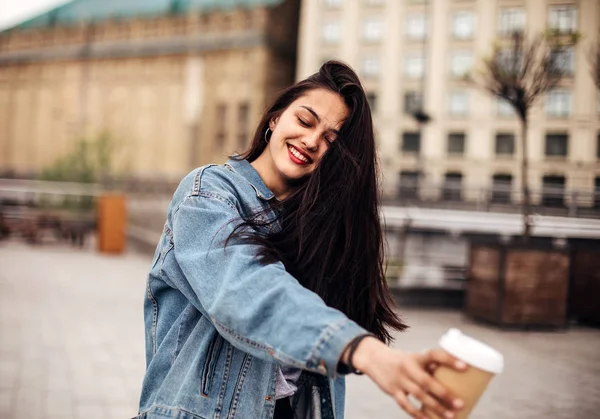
[265,395,273,401]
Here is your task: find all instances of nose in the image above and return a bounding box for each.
[301,131,320,152]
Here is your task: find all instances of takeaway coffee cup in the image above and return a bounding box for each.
[422,328,504,419]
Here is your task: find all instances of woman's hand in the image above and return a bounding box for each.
[349,337,467,419]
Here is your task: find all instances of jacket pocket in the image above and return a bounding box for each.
[201,333,223,396]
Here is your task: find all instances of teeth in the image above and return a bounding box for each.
[289,146,309,163]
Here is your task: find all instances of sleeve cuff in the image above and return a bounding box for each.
[306,318,368,378]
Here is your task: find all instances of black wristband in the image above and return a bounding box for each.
[336,334,373,375]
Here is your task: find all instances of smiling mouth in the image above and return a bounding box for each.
[287,144,312,164]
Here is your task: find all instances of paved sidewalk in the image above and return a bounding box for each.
[1,239,599,419]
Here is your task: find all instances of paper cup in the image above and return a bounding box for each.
[422,328,504,419]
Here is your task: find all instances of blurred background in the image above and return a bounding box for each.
[0,0,599,418]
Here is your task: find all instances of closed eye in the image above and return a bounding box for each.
[297,117,310,128]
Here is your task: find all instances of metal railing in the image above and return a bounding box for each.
[385,180,600,218]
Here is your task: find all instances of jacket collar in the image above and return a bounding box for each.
[226,157,276,202]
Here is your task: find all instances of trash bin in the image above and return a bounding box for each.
[97,194,126,254]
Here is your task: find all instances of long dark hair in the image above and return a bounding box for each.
[232,61,407,343]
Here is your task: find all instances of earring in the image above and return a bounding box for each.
[264,127,271,143]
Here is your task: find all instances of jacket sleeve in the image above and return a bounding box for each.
[171,188,367,378]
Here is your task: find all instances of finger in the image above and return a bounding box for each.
[405,382,455,419]
[423,349,468,372]
[406,363,463,411]
[394,391,428,419]
[425,362,439,374]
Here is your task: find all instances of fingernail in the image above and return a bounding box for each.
[456,361,467,369]
[444,411,454,419]
[453,399,464,409]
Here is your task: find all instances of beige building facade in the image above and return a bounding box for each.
[0,0,299,180]
[297,0,600,206]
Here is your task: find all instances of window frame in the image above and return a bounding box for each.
[550,47,575,76]
[398,170,420,200]
[321,20,341,44]
[497,7,525,36]
[544,133,569,158]
[491,173,513,203]
[495,133,515,156]
[406,13,428,40]
[451,11,476,40]
[403,91,423,115]
[323,0,343,8]
[366,92,378,113]
[496,98,516,117]
[443,172,463,201]
[448,91,469,116]
[362,17,384,42]
[548,5,577,34]
[449,50,474,78]
[545,89,572,118]
[447,132,466,155]
[361,55,381,77]
[404,53,426,79]
[401,131,421,153]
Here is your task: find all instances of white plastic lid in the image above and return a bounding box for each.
[439,329,504,374]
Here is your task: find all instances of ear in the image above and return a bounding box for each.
[269,116,279,131]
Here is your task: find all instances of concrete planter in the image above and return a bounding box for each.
[466,238,570,328]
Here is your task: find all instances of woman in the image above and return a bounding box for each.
[137,61,467,419]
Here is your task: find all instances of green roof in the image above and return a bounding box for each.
[6,0,284,31]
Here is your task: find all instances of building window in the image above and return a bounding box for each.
[216,103,227,150]
[443,172,463,201]
[498,8,525,36]
[448,91,469,116]
[447,132,466,155]
[399,171,420,200]
[549,5,577,34]
[237,102,250,150]
[404,91,423,115]
[550,47,575,76]
[491,174,513,203]
[323,0,343,8]
[361,56,380,77]
[496,49,523,75]
[542,175,565,207]
[451,11,475,40]
[366,92,377,112]
[362,17,384,41]
[406,13,428,40]
[322,21,341,44]
[497,98,516,117]
[450,51,473,77]
[401,132,421,153]
[495,133,515,156]
[545,89,571,117]
[545,133,568,157]
[404,53,425,78]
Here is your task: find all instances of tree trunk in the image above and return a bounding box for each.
[520,117,532,239]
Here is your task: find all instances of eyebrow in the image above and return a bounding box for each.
[299,105,341,135]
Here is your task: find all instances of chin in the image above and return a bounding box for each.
[278,163,312,184]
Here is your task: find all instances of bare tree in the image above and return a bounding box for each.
[469,30,578,238]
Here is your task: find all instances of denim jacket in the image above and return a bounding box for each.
[136,158,367,419]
